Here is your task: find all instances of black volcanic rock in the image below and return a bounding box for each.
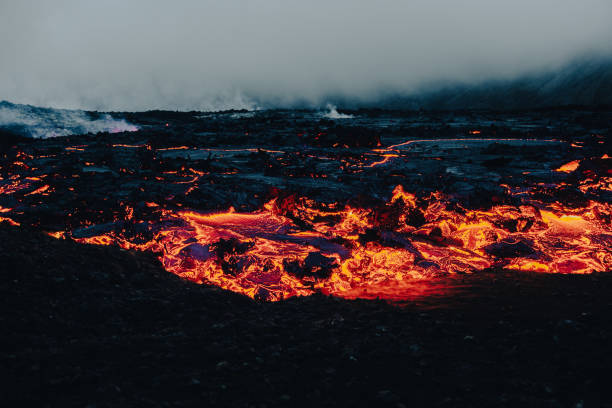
[3,223,612,407]
[305,125,381,148]
[283,251,337,280]
[0,128,29,151]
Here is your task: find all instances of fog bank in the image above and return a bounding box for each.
[1,0,611,111]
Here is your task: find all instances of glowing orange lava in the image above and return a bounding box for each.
[59,185,612,301]
[2,137,610,302]
[555,160,581,173]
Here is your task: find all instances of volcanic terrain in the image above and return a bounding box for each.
[1,106,611,406]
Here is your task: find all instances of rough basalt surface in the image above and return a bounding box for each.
[2,223,612,407]
[1,107,611,406]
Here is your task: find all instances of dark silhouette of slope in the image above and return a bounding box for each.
[345,56,612,110]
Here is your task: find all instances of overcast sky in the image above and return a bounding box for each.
[1,0,611,111]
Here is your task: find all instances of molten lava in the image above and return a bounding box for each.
[555,160,581,173]
[1,127,610,302]
[61,185,612,301]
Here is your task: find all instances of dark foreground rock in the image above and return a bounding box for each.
[1,223,612,407]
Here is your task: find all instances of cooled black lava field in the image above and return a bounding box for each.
[1,107,611,407]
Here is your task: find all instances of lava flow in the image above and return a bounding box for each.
[1,111,611,301]
[61,184,611,301]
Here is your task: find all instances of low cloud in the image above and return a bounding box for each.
[1,0,611,111]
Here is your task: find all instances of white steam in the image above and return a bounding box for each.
[323,104,353,119]
[0,102,138,138]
